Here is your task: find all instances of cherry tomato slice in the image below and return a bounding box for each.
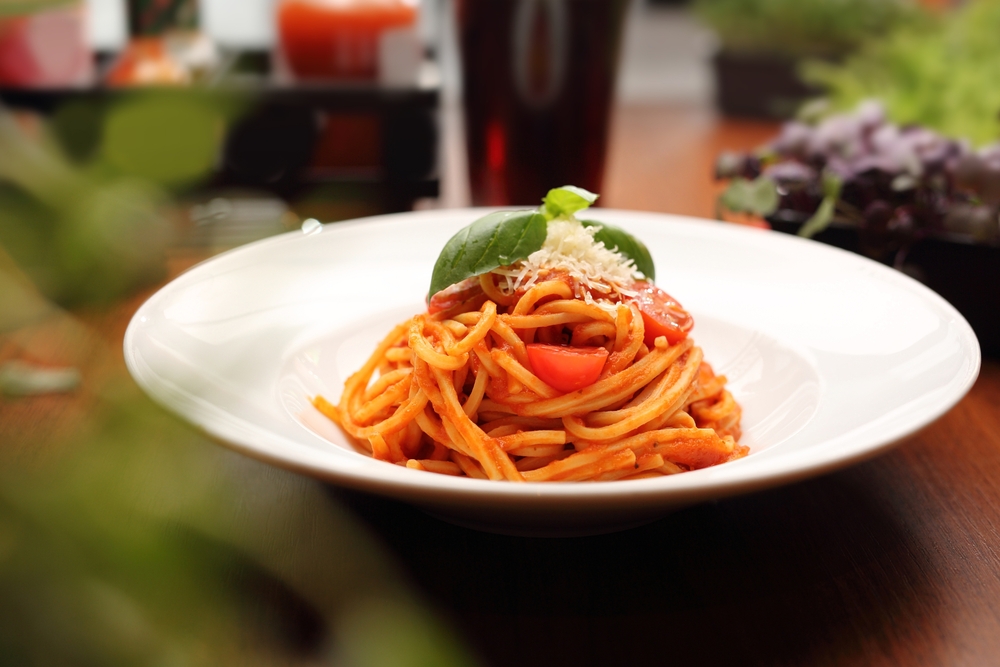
[526,344,609,393]
[630,281,693,347]
[427,276,484,314]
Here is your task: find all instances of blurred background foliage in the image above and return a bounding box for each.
[693,0,917,59]
[0,90,248,308]
[0,93,477,666]
[803,0,1000,147]
[696,0,1000,146]
[0,0,78,18]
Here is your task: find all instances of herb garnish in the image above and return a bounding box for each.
[542,185,599,220]
[428,186,657,297]
[580,219,656,280]
[428,210,547,298]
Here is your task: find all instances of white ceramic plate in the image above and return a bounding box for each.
[124,209,981,536]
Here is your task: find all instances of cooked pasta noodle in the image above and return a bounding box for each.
[314,273,746,482]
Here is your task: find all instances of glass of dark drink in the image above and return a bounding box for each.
[456,0,630,206]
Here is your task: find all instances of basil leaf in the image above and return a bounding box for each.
[542,186,599,220]
[429,210,547,297]
[581,220,656,280]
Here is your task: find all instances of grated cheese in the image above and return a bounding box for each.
[492,219,642,300]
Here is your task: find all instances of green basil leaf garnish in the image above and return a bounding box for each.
[581,220,656,280]
[429,210,547,297]
[542,185,599,220]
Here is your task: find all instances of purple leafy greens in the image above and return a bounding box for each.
[716,101,1000,266]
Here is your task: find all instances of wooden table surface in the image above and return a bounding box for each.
[4,104,1000,667]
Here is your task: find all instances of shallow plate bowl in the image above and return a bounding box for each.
[124,209,981,536]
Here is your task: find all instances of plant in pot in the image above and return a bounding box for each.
[801,0,1000,147]
[711,2,1000,355]
[693,0,916,119]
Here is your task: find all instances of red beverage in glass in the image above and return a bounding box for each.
[457,0,629,206]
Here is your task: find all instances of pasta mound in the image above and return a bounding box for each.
[314,273,746,482]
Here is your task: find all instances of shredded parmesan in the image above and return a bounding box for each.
[492,219,642,301]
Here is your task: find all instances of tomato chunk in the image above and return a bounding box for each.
[630,281,693,347]
[427,276,483,314]
[526,344,609,393]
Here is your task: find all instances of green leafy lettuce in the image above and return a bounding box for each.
[801,0,1000,146]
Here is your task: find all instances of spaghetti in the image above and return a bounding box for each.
[314,192,746,482]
